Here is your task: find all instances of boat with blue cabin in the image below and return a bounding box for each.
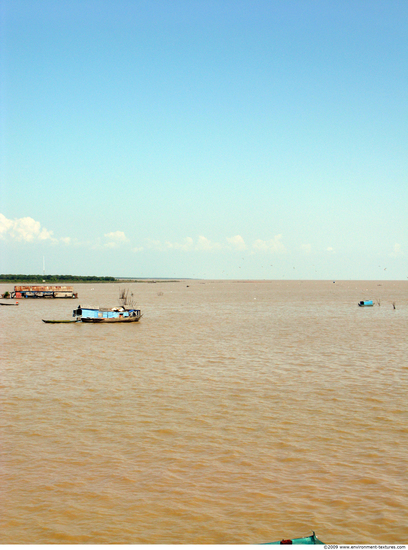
[73,305,142,323]
[358,300,373,307]
[264,531,324,544]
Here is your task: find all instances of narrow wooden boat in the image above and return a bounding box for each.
[42,319,79,324]
[264,532,324,545]
[0,302,19,306]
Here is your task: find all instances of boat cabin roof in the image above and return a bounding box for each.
[76,305,139,312]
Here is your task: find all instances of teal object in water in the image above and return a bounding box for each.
[358,300,373,307]
[264,531,324,544]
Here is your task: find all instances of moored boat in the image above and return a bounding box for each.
[10,285,78,299]
[264,531,324,544]
[42,319,79,324]
[72,305,142,323]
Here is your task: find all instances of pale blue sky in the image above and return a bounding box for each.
[1,0,407,279]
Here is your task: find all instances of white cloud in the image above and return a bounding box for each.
[195,236,222,251]
[0,214,57,242]
[104,230,129,248]
[326,247,335,253]
[104,231,128,242]
[390,243,403,257]
[165,237,194,251]
[227,235,246,250]
[0,214,13,237]
[252,235,286,253]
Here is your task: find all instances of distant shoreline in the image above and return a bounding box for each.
[0,275,182,283]
[0,275,116,283]
[0,275,405,284]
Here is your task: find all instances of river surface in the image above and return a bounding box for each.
[1,280,407,544]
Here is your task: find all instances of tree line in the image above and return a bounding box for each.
[0,274,116,283]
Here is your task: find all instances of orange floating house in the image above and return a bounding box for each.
[11,285,78,299]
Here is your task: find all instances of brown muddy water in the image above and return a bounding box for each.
[1,280,407,544]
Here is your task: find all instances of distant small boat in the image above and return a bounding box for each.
[0,302,19,306]
[264,531,324,545]
[358,300,374,307]
[42,319,79,324]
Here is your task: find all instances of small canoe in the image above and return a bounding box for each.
[0,302,19,306]
[264,532,324,545]
[42,319,79,324]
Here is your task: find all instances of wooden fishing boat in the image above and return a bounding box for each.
[72,305,142,323]
[42,319,79,324]
[0,302,19,306]
[80,315,141,323]
[264,531,324,544]
[70,289,142,324]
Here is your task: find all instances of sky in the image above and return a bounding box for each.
[0,0,407,279]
